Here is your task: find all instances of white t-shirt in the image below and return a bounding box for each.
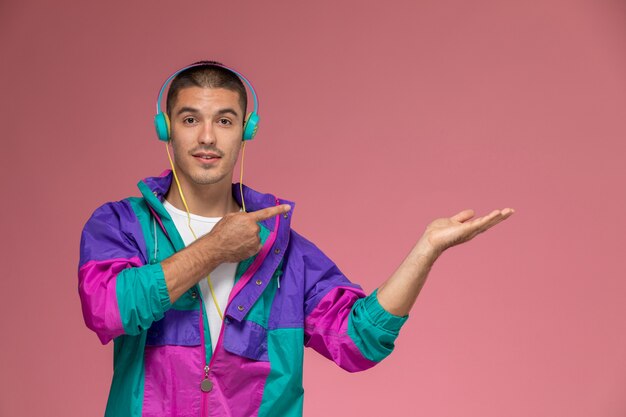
[163,199,238,354]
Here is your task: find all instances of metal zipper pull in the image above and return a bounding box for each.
[200,365,213,392]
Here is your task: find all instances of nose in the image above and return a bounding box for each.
[198,121,216,145]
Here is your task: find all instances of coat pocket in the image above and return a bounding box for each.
[146,308,201,346]
[222,319,269,361]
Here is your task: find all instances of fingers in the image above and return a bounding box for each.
[502,208,515,217]
[471,208,515,232]
[249,204,292,222]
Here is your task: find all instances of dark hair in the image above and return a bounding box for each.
[165,60,248,119]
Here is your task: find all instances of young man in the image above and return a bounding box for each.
[78,61,514,417]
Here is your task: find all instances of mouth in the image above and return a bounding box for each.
[192,151,222,165]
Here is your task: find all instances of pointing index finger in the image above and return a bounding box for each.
[249,204,292,222]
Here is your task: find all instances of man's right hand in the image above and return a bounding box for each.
[162,203,291,304]
[203,204,292,263]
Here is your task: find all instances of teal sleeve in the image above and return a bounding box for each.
[347,288,409,363]
[116,262,172,335]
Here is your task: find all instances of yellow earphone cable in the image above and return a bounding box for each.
[165,142,224,321]
[239,141,247,213]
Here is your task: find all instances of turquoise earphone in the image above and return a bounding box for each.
[154,62,260,142]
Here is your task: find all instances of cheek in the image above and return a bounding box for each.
[232,143,244,163]
[170,140,189,166]
[225,139,242,156]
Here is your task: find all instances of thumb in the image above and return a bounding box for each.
[451,209,475,223]
[249,204,291,222]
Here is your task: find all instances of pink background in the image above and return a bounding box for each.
[2,0,625,416]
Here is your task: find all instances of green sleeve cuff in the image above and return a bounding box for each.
[152,262,172,313]
[116,262,172,335]
[363,288,409,332]
[347,288,410,363]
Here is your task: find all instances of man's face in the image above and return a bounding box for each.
[169,86,245,187]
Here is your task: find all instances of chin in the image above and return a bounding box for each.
[190,176,222,185]
[189,171,228,186]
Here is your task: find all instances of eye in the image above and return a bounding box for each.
[217,118,232,126]
[182,117,197,125]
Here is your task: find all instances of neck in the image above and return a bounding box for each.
[164,172,240,218]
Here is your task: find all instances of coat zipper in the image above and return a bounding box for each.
[198,198,282,417]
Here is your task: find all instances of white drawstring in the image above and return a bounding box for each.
[152,216,158,263]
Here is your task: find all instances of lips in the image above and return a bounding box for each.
[192,152,220,159]
[191,151,222,166]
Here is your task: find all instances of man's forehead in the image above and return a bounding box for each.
[176,86,240,104]
[174,87,244,117]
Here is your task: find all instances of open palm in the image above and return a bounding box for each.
[422,208,515,255]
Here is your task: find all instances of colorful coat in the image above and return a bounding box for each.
[78,170,409,417]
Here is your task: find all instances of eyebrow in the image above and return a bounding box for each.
[215,108,240,118]
[176,106,200,116]
[175,106,240,118]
